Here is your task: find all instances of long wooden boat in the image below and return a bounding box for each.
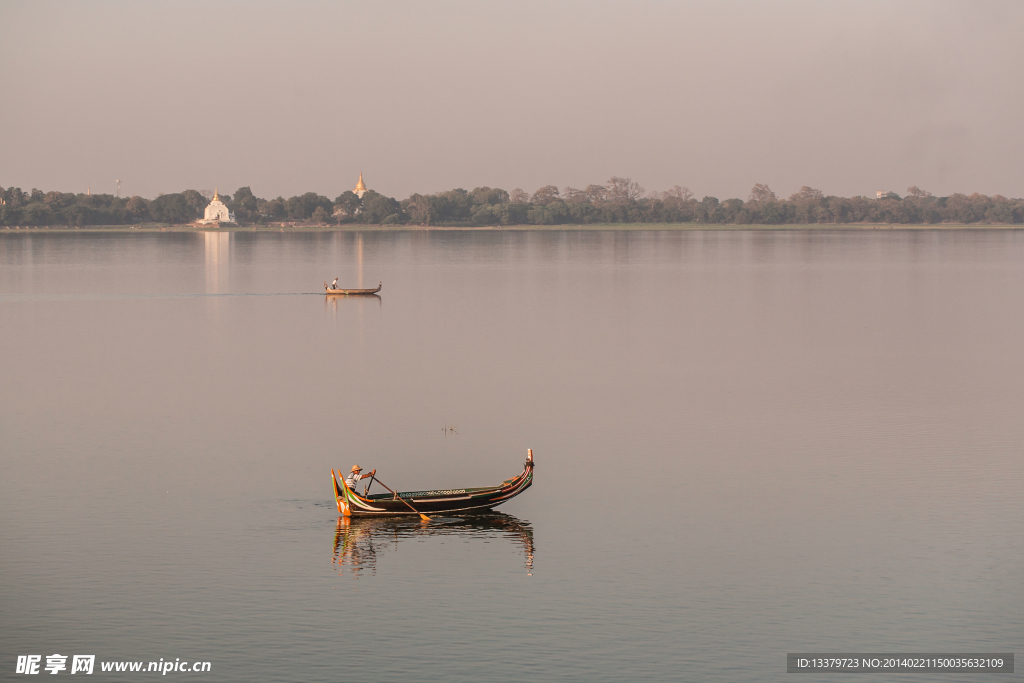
[332,449,534,517]
[324,281,381,295]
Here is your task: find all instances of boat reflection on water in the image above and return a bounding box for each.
[324,293,381,313]
[333,513,535,576]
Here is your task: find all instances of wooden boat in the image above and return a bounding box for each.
[332,449,534,517]
[324,281,381,295]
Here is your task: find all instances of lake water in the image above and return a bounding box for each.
[1,229,1022,682]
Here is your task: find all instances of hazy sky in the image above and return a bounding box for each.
[2,1,1022,201]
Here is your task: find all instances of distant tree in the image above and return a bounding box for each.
[508,202,530,223]
[722,198,744,215]
[526,205,547,224]
[334,191,362,219]
[509,188,530,204]
[563,187,587,203]
[531,185,561,205]
[488,203,510,224]
[748,183,777,202]
[125,196,150,220]
[472,204,495,224]
[22,202,55,225]
[258,197,286,219]
[0,204,19,225]
[789,186,824,202]
[786,187,825,223]
[284,195,304,219]
[664,185,693,201]
[402,193,432,225]
[760,201,783,224]
[606,177,645,204]
[230,187,258,222]
[311,206,330,224]
[906,186,931,198]
[3,187,26,209]
[181,190,207,217]
[693,196,720,223]
[824,196,852,224]
[944,193,976,223]
[285,192,332,219]
[469,186,508,206]
[542,201,569,224]
[359,191,402,223]
[985,195,1014,223]
[585,184,608,203]
[430,189,472,222]
[232,186,256,205]
[149,193,195,223]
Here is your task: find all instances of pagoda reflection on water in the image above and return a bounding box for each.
[203,230,230,293]
[332,513,535,576]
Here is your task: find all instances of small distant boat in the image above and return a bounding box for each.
[324,281,381,295]
[332,449,535,517]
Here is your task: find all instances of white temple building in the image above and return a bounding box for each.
[195,189,236,226]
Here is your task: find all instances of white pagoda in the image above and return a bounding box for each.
[195,189,236,226]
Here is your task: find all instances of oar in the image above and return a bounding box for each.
[371,476,431,522]
[366,473,383,496]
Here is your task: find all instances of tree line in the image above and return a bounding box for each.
[3,180,1023,227]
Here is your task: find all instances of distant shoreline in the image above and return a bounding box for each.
[2,223,1022,233]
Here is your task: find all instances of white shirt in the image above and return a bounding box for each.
[344,472,363,492]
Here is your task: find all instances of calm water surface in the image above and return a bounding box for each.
[1,230,1022,682]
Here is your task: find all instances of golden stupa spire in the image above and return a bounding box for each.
[213,187,219,201]
[354,173,366,193]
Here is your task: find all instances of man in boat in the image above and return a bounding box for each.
[344,465,375,496]
[331,277,339,290]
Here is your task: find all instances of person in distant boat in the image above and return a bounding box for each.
[331,278,339,290]
[344,465,375,496]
